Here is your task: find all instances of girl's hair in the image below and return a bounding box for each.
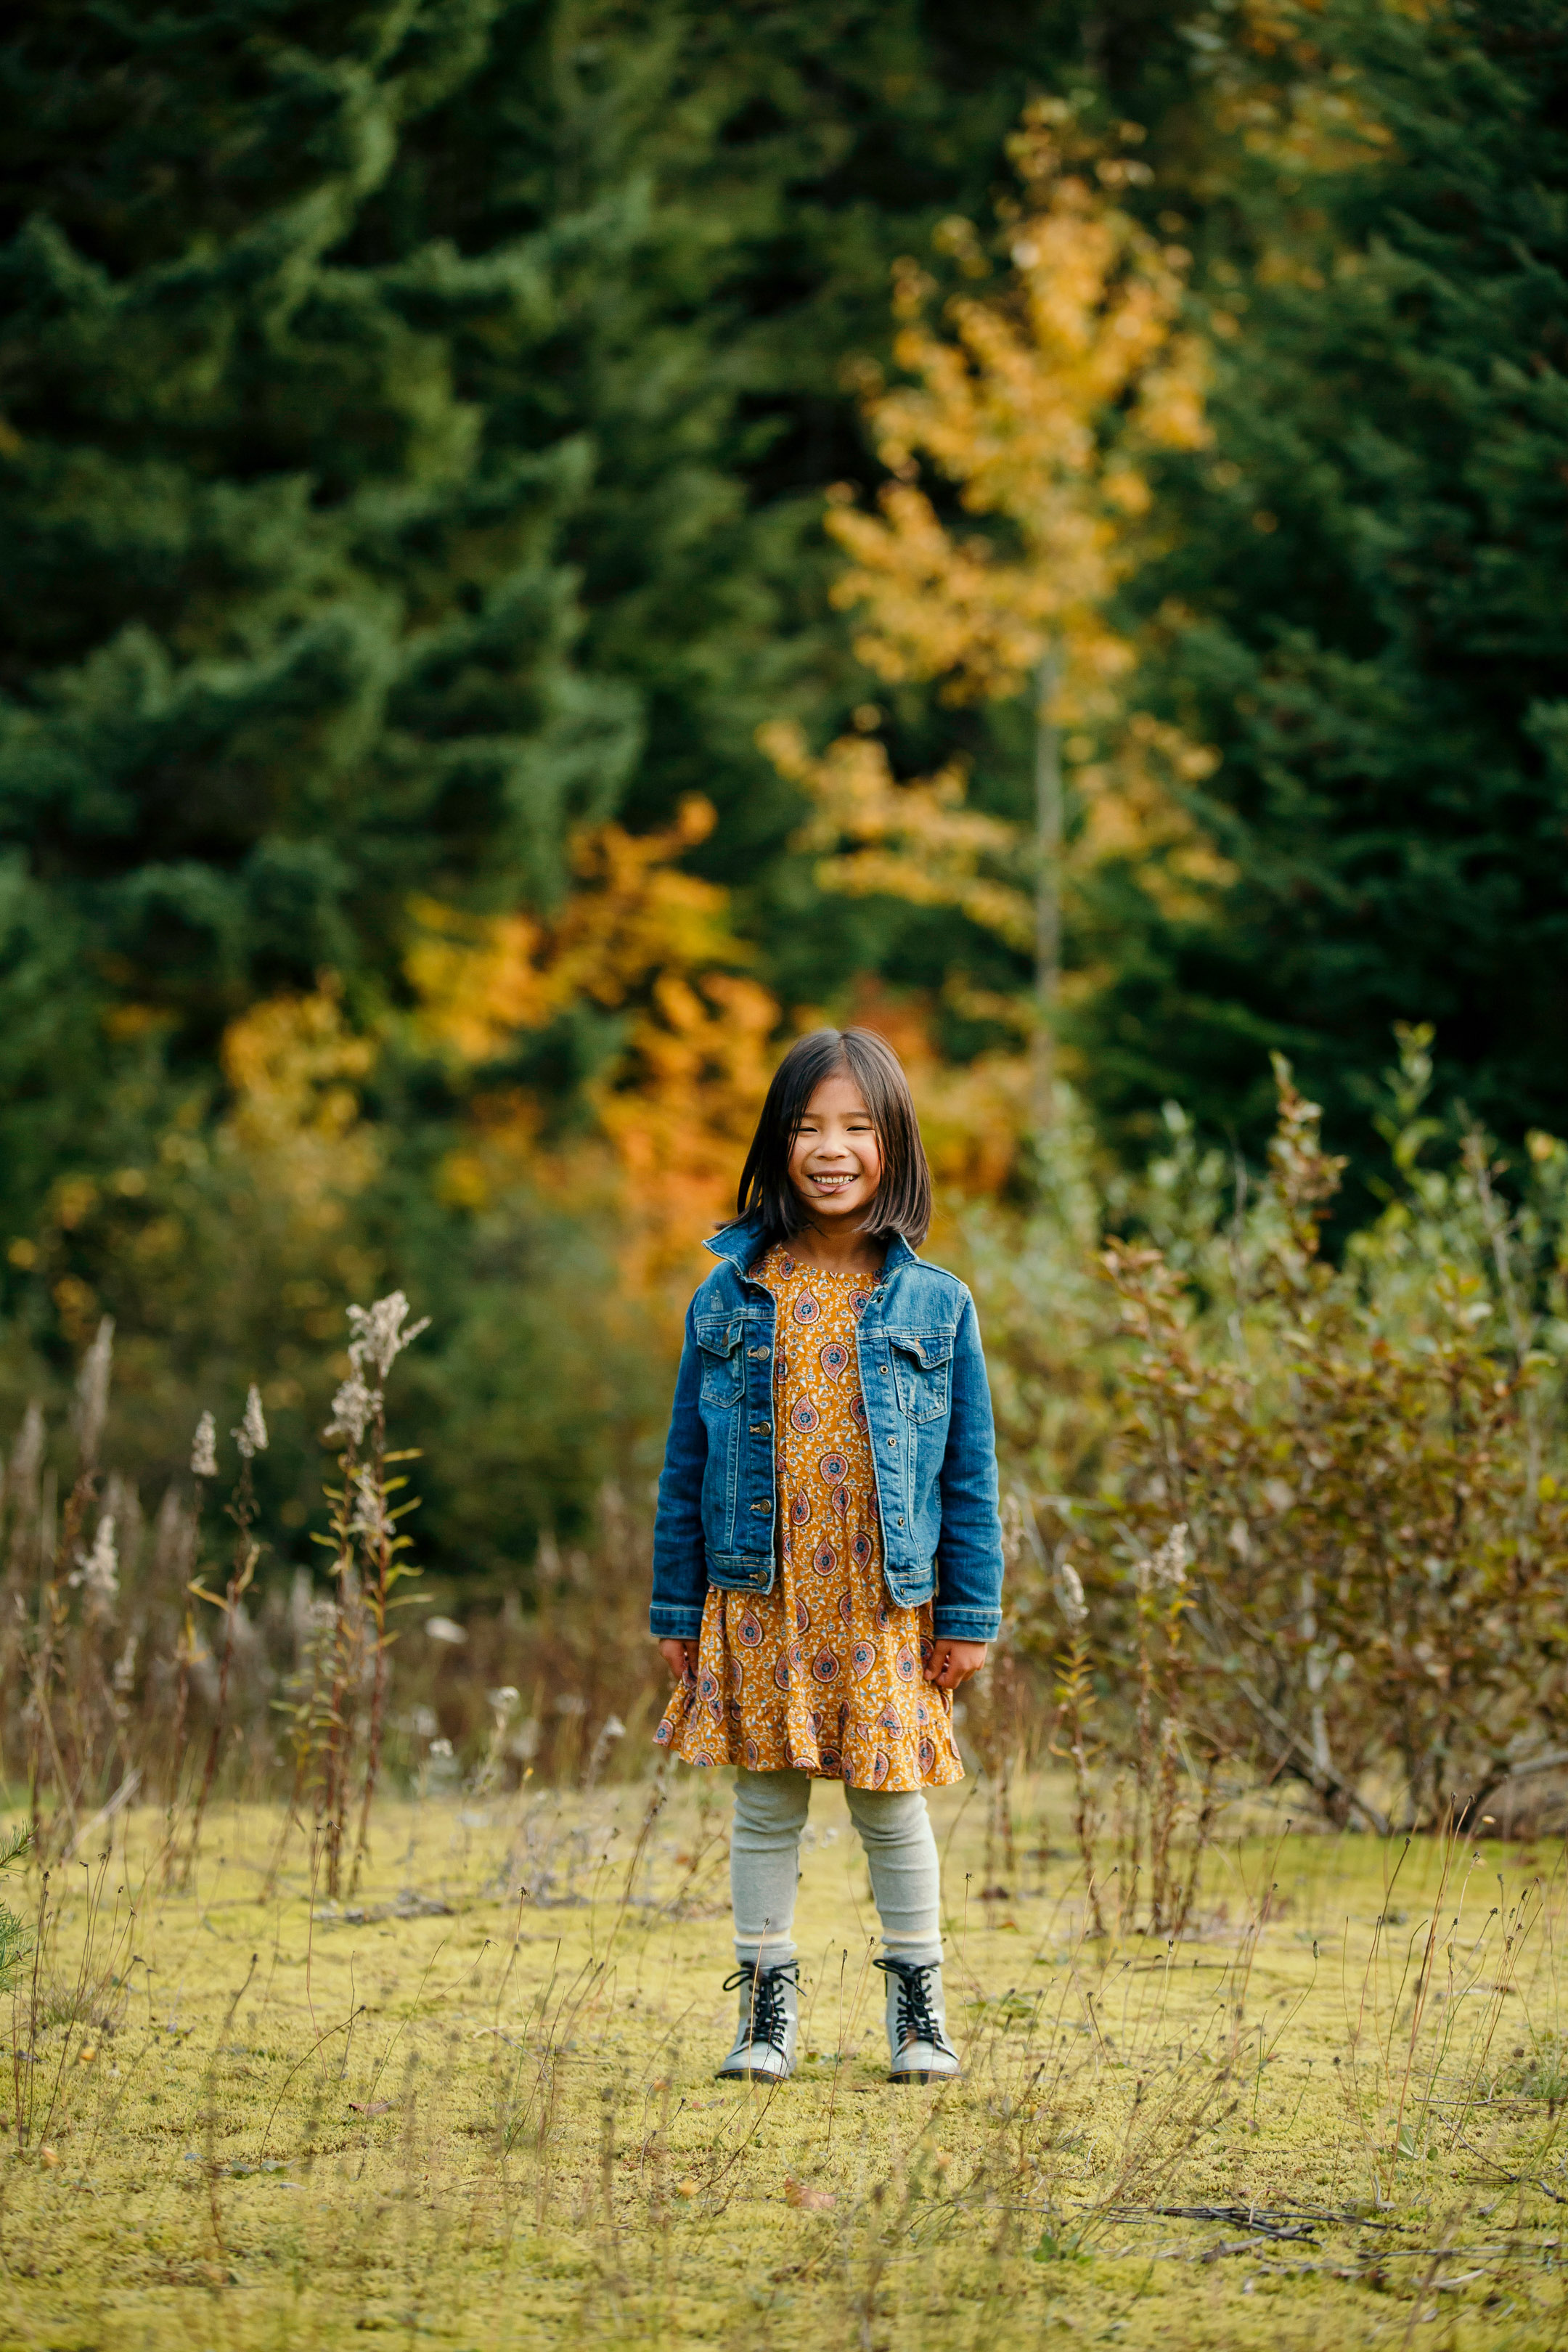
[731,1027,932,1249]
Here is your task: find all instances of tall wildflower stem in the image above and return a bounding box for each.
[184,1390,265,1880]
[317,1458,360,1904]
[162,1611,196,1879]
[350,1402,393,1897]
[1145,1526,1192,1933]
[316,1292,428,1901]
[1050,1561,1103,1937]
[1131,1568,1156,1933]
[348,1434,421,1895]
[29,1318,113,1855]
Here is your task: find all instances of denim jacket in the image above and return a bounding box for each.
[650,1217,1004,1645]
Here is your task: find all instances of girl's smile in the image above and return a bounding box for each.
[788,1072,883,1233]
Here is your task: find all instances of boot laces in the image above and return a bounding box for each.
[722,1961,797,2055]
[875,1956,955,2055]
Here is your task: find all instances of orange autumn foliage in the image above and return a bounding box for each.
[407,799,782,1299]
[406,796,740,1062]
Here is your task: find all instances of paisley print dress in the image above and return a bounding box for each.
[656,1245,963,1791]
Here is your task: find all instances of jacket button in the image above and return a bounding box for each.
[751,1498,772,1513]
[748,1345,770,1360]
[886,1435,896,1447]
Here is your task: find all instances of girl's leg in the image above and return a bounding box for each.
[844,1784,957,2079]
[841,1784,942,1966]
[730,1767,812,1965]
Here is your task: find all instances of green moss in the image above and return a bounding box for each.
[0,1783,1561,2349]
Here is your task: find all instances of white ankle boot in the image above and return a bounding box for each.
[876,1956,960,2083]
[714,1959,799,2081]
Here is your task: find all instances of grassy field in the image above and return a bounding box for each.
[4,1771,1568,2351]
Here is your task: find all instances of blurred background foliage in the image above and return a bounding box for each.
[1,0,1566,1610]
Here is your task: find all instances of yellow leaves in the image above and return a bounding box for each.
[407,798,738,1063]
[404,907,550,1060]
[760,722,1032,950]
[828,479,1074,701]
[825,105,1210,716]
[761,707,1227,947]
[220,977,378,1218]
[1073,714,1235,923]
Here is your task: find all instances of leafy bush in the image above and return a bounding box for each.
[979,1030,1568,1845]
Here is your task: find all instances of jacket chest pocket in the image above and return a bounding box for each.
[890,1334,952,1424]
[695,1316,746,1408]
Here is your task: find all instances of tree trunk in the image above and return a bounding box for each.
[1033,645,1063,1131]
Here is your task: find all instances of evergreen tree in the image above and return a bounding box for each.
[1077,0,1568,1167]
[0,0,637,1199]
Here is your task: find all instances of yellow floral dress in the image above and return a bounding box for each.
[656,1244,963,1791]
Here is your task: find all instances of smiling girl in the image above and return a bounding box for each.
[650,1027,1004,2084]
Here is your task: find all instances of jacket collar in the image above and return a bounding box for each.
[703,1216,920,1279]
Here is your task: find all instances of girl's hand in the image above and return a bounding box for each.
[925,1638,987,1693]
[658,1637,698,1682]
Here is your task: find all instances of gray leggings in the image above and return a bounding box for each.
[730,1767,942,1970]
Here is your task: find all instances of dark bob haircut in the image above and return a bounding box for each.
[730,1027,932,1251]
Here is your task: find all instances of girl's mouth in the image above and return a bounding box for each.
[807,1172,857,1192]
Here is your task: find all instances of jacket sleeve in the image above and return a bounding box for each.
[650,1299,710,1641]
[932,1292,1005,1642]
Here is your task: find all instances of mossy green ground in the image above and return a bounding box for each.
[4,1774,1568,2350]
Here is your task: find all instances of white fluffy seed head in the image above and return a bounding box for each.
[232,1384,269,1461]
[190,1410,218,1479]
[346,1293,430,1382]
[73,1317,115,1469]
[71,1514,119,1602]
[1152,1522,1192,1589]
[323,1375,376,1448]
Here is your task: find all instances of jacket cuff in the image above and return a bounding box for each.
[931,1609,1000,1643]
[650,1604,706,1642]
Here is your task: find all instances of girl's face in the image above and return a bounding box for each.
[787,1071,883,1227]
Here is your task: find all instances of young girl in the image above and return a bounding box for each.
[651,1027,1003,2083]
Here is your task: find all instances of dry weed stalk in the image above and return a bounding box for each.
[314,1291,429,1898]
[1048,1560,1106,1938]
[182,1388,266,1879]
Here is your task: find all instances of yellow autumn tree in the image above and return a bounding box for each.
[407,797,780,1298]
[221,978,380,1224]
[768,99,1226,1124]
